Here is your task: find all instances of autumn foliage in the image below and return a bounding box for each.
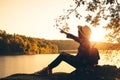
[0,30,58,55]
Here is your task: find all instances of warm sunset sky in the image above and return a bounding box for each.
[0,0,108,41]
[0,0,74,40]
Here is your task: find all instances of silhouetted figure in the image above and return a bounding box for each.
[35,25,100,75]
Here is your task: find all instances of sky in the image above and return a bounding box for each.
[0,0,109,41]
[0,0,75,40]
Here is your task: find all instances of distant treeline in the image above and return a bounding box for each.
[50,40,120,51]
[0,30,58,55]
[0,29,120,55]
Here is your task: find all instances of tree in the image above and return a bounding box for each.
[54,0,120,43]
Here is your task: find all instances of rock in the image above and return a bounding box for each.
[0,65,120,80]
[0,73,69,80]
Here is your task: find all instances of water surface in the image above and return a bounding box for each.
[0,51,120,78]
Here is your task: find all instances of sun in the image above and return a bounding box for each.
[90,27,107,42]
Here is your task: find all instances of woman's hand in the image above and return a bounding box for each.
[60,29,65,33]
[59,28,67,34]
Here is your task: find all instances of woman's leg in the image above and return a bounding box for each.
[48,52,80,69]
[34,52,80,75]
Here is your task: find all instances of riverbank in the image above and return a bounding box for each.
[0,65,120,80]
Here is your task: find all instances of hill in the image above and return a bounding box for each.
[50,40,120,51]
[1,29,120,55]
[0,30,58,55]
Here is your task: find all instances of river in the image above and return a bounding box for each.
[0,50,120,78]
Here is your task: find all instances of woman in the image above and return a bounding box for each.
[35,25,100,75]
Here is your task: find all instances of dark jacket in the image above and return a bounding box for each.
[67,33,100,66]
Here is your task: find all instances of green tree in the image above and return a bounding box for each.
[51,44,58,54]
[0,29,59,55]
[55,0,120,43]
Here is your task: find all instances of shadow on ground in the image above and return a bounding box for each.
[0,65,120,80]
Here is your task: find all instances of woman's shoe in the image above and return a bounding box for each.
[34,67,52,75]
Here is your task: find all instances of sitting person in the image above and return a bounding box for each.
[35,25,100,75]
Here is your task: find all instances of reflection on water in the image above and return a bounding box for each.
[0,54,75,78]
[0,50,120,78]
[99,50,120,68]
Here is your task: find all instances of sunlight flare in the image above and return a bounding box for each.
[90,27,107,42]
